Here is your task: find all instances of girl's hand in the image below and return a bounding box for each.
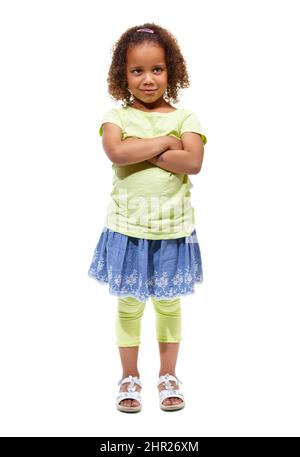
[167,135,183,150]
[147,136,183,165]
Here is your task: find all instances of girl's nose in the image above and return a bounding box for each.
[143,73,155,83]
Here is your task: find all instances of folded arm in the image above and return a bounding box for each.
[101,123,204,174]
[147,132,204,175]
[147,150,197,174]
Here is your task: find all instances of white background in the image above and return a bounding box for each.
[0,0,300,437]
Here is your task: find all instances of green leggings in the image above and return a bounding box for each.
[116,296,182,347]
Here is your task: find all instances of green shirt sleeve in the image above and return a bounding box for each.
[180,110,207,145]
[99,109,123,137]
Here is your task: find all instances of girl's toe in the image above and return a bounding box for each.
[171,397,182,405]
[120,399,139,407]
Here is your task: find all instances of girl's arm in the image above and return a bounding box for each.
[113,136,170,165]
[147,133,204,174]
[147,150,198,174]
[115,135,203,174]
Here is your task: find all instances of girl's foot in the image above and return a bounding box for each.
[158,373,184,407]
[118,376,142,409]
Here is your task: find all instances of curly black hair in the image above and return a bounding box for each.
[106,22,190,107]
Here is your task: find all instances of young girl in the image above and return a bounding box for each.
[88,22,207,413]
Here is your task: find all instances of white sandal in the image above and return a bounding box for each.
[157,373,185,411]
[116,375,142,413]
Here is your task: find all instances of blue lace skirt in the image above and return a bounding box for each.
[87,227,203,302]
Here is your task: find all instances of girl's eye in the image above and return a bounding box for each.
[132,68,163,75]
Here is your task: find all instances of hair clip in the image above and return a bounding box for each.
[136,28,155,33]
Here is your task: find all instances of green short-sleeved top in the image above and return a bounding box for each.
[99,105,207,240]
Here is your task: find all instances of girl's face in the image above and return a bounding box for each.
[126,42,168,107]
